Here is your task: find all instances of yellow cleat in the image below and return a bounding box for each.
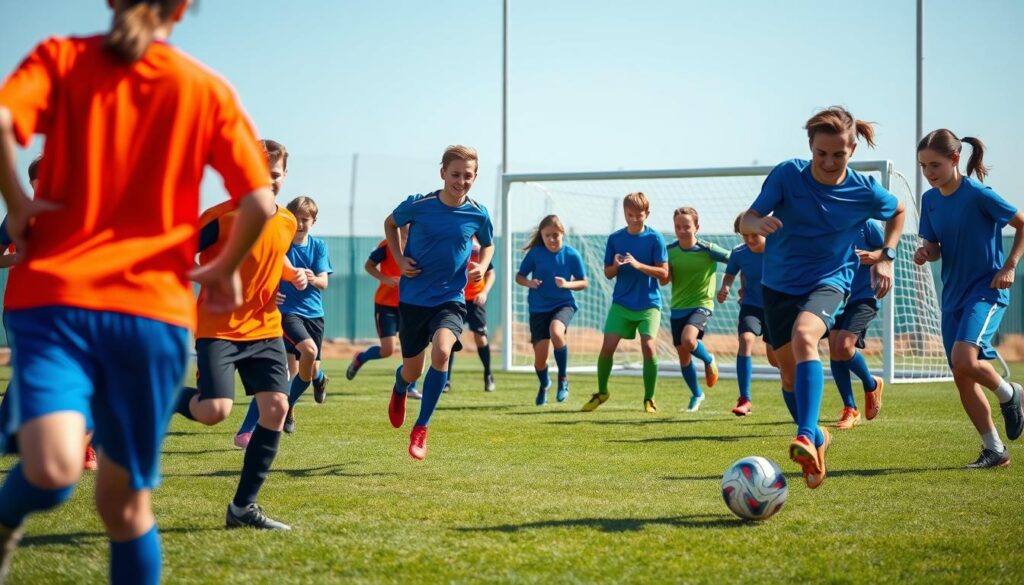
[643,399,658,413]
[582,392,610,412]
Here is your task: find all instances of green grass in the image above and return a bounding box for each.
[2,359,1024,584]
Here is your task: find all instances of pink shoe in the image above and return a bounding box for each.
[409,425,428,460]
[233,432,252,449]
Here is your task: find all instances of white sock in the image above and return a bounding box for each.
[982,430,1005,453]
[993,379,1014,403]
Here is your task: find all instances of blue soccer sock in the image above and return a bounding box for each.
[315,369,325,383]
[782,387,824,447]
[536,367,550,389]
[553,346,569,381]
[477,345,492,377]
[110,525,161,585]
[174,387,199,421]
[737,355,752,400]
[691,341,714,365]
[394,365,413,395]
[830,359,857,409]
[0,464,75,528]
[357,346,383,363]
[848,351,877,391]
[681,360,702,398]
[795,360,824,444]
[237,400,260,436]
[414,367,448,428]
[288,375,312,407]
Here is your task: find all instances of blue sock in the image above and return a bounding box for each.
[0,464,75,528]
[394,366,412,395]
[737,355,752,400]
[536,367,550,388]
[691,341,713,364]
[848,351,877,391]
[681,361,702,397]
[782,387,824,447]
[830,359,857,409]
[358,346,382,363]
[795,360,824,443]
[237,399,260,435]
[553,346,568,380]
[110,525,161,585]
[288,375,312,407]
[315,369,325,383]
[414,367,448,428]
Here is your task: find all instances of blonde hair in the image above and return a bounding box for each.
[104,0,185,63]
[287,196,318,220]
[623,192,650,213]
[441,145,479,170]
[522,215,565,251]
[805,106,877,148]
[260,139,288,170]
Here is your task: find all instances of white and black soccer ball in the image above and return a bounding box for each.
[721,456,787,521]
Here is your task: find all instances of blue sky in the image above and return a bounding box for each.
[2,0,1021,235]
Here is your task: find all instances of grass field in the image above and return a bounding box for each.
[2,358,1023,584]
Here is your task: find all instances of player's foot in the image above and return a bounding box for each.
[442,382,451,393]
[84,445,98,471]
[225,503,291,530]
[731,398,752,416]
[346,355,363,381]
[409,425,428,460]
[536,380,551,406]
[582,392,609,412]
[836,406,861,430]
[389,388,407,428]
[0,522,25,584]
[233,432,252,450]
[686,394,705,412]
[1000,382,1024,441]
[484,374,496,393]
[283,408,296,434]
[805,427,831,489]
[313,372,330,404]
[965,446,1010,469]
[643,399,658,413]
[556,378,570,402]
[408,386,423,400]
[864,376,884,421]
[789,434,822,478]
[705,357,719,388]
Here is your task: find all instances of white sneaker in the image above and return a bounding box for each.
[686,394,705,412]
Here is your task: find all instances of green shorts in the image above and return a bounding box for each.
[604,304,661,340]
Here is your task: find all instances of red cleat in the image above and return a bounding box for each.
[789,435,822,478]
[388,388,407,428]
[84,445,98,471]
[408,425,428,460]
[731,398,752,416]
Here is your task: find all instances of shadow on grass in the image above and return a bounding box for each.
[435,404,518,412]
[544,418,704,426]
[455,513,746,533]
[163,448,239,455]
[22,526,221,548]
[164,463,396,480]
[664,465,965,482]
[609,433,786,444]
[506,409,595,417]
[165,430,234,437]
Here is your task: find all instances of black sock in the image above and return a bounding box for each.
[233,424,281,508]
[175,388,199,421]
[477,345,492,376]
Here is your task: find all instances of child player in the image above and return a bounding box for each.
[446,236,497,393]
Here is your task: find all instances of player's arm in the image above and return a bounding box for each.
[870,201,907,299]
[468,243,495,283]
[473,263,496,304]
[739,209,782,236]
[308,271,329,290]
[604,261,621,280]
[717,272,737,303]
[385,214,419,277]
[627,257,669,281]
[0,107,58,252]
[913,239,941,264]
[991,211,1024,289]
[281,256,308,291]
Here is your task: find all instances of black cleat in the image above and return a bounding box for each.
[0,523,25,584]
[346,356,363,381]
[1000,383,1024,441]
[965,447,1010,469]
[283,408,296,434]
[313,372,329,404]
[226,503,291,530]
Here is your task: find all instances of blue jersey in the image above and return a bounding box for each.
[279,235,334,318]
[849,221,885,302]
[724,244,765,309]
[517,244,587,313]
[391,191,494,307]
[919,177,1017,311]
[603,225,668,311]
[751,159,899,295]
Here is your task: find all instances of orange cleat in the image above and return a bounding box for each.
[731,398,752,416]
[836,406,861,430]
[408,425,428,460]
[705,358,719,388]
[805,427,831,489]
[84,445,98,471]
[864,376,885,420]
[789,435,821,479]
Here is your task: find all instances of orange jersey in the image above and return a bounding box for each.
[370,240,402,307]
[0,37,269,329]
[195,202,297,341]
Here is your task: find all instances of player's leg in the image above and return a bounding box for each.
[550,309,574,402]
[733,331,756,416]
[348,305,397,380]
[389,303,431,428]
[586,304,632,411]
[686,309,717,387]
[533,338,552,406]
[408,304,465,460]
[307,317,328,404]
[468,303,495,391]
[175,339,236,426]
[955,301,1023,443]
[829,328,862,429]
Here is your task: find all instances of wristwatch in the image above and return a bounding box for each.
[881,247,897,261]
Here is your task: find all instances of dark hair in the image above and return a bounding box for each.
[104,0,186,63]
[27,155,42,182]
[673,207,699,224]
[260,139,289,171]
[522,215,565,251]
[805,106,876,148]
[917,129,989,182]
[733,212,744,234]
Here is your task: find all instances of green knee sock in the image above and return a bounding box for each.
[597,355,613,394]
[643,358,658,400]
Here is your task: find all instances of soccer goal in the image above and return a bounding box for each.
[500,161,952,383]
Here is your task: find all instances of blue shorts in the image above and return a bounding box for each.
[942,299,1006,364]
[3,306,189,491]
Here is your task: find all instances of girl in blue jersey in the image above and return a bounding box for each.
[740,107,906,489]
[915,129,1024,469]
[516,215,588,405]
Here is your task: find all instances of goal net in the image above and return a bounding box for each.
[500,161,951,383]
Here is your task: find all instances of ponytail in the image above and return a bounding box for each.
[805,106,876,148]
[961,137,989,182]
[918,129,990,183]
[104,0,184,63]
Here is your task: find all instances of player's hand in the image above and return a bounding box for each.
[383,275,400,288]
[190,264,243,313]
[6,198,61,254]
[871,260,894,299]
[398,256,421,278]
[554,276,567,288]
[856,249,881,266]
[292,269,309,291]
[474,292,488,305]
[913,246,930,266]
[756,216,783,236]
[526,278,542,289]
[467,261,485,283]
[275,291,286,305]
[616,253,636,267]
[716,286,729,304]
[991,266,1015,290]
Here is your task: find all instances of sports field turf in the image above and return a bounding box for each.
[2,358,1022,584]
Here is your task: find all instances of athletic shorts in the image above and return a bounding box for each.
[282,314,325,360]
[465,301,488,335]
[195,337,289,400]
[529,306,577,344]
[762,286,846,349]
[834,298,879,350]
[3,306,189,490]
[942,298,1006,364]
[737,304,766,338]
[671,307,712,346]
[375,304,400,338]
[604,304,661,340]
[398,301,466,358]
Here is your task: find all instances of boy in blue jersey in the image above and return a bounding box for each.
[717,213,777,416]
[234,196,334,447]
[740,107,906,489]
[384,145,494,460]
[916,129,1024,469]
[829,220,886,430]
[583,192,669,412]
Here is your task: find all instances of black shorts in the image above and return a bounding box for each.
[465,301,488,335]
[375,304,400,338]
[529,306,577,344]
[195,337,289,400]
[762,286,846,349]
[834,298,879,349]
[671,308,712,346]
[282,314,324,360]
[738,305,766,338]
[398,302,466,359]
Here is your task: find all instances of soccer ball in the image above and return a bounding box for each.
[721,456,787,521]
